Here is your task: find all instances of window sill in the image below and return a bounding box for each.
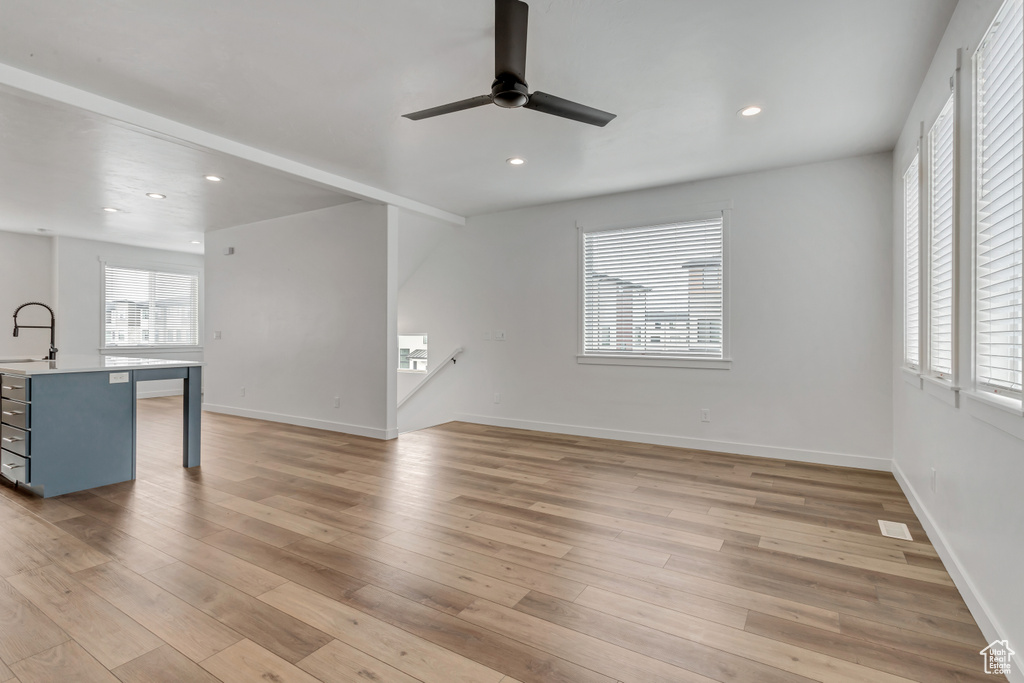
[100,346,203,355]
[577,355,732,370]
[963,389,1023,415]
[962,390,1024,441]
[922,374,959,407]
[901,367,922,389]
[397,369,427,374]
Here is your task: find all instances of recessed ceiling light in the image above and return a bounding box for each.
[506,157,526,166]
[146,192,166,199]
[204,175,222,182]
[190,240,202,245]
[102,207,119,213]
[739,105,763,117]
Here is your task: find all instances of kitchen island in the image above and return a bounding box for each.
[0,355,201,497]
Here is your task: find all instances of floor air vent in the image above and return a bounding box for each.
[878,520,913,541]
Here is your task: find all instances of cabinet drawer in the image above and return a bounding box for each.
[0,449,29,485]
[1,399,29,430]
[0,424,28,457]
[0,375,29,402]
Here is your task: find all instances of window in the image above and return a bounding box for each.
[103,264,199,348]
[974,0,1023,400]
[905,154,922,370]
[398,334,428,372]
[928,94,956,379]
[580,215,727,367]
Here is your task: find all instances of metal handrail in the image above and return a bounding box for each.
[397,347,463,408]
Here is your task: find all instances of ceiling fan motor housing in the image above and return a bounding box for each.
[492,78,529,108]
[402,0,614,126]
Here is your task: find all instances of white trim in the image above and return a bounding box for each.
[962,391,1024,441]
[577,203,731,366]
[892,461,1024,683]
[453,413,891,471]
[922,374,960,407]
[964,389,1024,416]
[575,200,734,234]
[100,346,203,354]
[969,15,1023,406]
[0,64,464,226]
[100,258,203,350]
[901,366,923,388]
[97,255,202,274]
[202,403,395,440]
[398,415,456,435]
[924,62,961,385]
[397,347,463,409]
[576,355,732,370]
[902,151,923,370]
[916,121,929,376]
[136,387,184,399]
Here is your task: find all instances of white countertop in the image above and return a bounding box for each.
[0,355,203,376]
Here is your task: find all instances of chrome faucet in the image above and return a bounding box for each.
[13,302,58,360]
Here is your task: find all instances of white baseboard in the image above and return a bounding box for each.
[398,415,456,435]
[892,461,1024,683]
[453,413,891,471]
[202,403,394,441]
[137,388,184,399]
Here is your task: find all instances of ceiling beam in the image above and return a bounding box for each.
[0,62,465,226]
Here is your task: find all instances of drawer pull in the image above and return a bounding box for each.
[2,410,24,416]
[1,385,15,390]
[1,436,23,443]
[1,462,22,470]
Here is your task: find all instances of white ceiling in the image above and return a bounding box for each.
[0,87,357,253]
[0,0,956,233]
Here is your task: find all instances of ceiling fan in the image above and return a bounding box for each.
[402,0,616,127]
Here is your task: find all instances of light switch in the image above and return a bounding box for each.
[109,372,129,384]
[213,331,222,340]
[494,330,506,341]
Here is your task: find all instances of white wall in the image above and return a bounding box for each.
[395,208,461,424]
[398,153,894,468]
[204,201,395,439]
[396,209,457,289]
[0,231,203,398]
[0,230,53,359]
[891,0,1023,675]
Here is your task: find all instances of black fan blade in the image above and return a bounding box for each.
[524,91,616,127]
[495,0,528,81]
[403,95,492,121]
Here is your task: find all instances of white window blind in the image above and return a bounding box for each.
[929,94,956,378]
[103,265,199,347]
[582,218,724,359]
[975,0,1023,397]
[905,154,922,369]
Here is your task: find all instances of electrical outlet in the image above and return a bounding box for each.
[333,396,341,409]
[700,408,711,423]
[493,392,501,404]
[240,386,246,397]
[930,467,937,493]
[494,330,506,341]
[213,331,222,340]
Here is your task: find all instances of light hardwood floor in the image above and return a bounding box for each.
[0,397,999,682]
